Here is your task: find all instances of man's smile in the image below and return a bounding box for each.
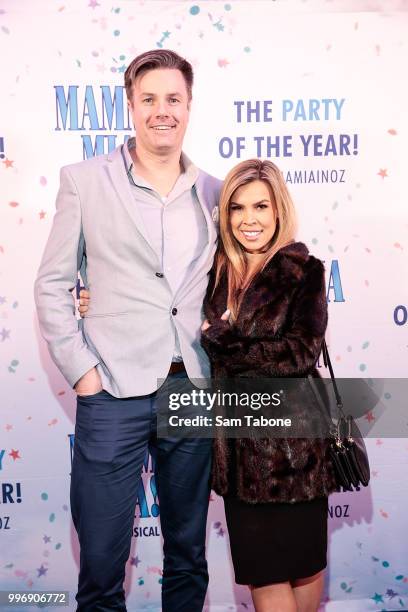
[150,124,177,130]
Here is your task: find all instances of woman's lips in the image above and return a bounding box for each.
[241,230,263,241]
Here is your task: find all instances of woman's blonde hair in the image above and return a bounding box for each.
[213,158,297,319]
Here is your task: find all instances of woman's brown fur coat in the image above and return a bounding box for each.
[201,241,337,504]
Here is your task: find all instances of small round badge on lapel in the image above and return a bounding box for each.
[211,205,219,224]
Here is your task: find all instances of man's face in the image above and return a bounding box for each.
[128,68,191,156]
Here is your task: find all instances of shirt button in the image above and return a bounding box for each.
[155,272,164,278]
[171,307,178,316]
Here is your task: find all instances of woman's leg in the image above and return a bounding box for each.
[291,569,325,612]
[250,581,298,612]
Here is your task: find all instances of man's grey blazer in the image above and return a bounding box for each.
[34,145,222,397]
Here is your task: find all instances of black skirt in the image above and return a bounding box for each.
[224,493,328,586]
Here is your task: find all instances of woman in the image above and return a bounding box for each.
[200,159,337,612]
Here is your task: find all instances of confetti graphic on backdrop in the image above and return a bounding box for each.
[1,1,407,610]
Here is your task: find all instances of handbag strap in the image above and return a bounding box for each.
[322,339,346,420]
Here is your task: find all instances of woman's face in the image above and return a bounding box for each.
[229,180,277,254]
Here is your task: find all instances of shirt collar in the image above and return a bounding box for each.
[123,136,199,191]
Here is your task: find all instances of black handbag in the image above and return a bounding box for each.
[321,340,371,492]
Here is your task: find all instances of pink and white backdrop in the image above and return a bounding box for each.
[1,1,407,610]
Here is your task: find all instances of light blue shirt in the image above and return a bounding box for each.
[123,137,208,360]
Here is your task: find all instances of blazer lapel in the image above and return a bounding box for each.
[174,176,218,303]
[105,146,158,258]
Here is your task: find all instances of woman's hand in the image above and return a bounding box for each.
[79,289,90,317]
[221,309,231,321]
[201,319,211,332]
[201,309,230,332]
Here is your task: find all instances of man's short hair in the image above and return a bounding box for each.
[125,50,194,101]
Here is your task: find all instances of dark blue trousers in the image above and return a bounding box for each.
[70,372,212,612]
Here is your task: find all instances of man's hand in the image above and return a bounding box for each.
[74,366,103,396]
[79,289,90,317]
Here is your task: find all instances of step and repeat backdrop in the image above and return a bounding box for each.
[1,1,407,610]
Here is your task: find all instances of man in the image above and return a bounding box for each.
[35,50,221,612]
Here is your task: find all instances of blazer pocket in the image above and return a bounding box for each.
[84,312,129,318]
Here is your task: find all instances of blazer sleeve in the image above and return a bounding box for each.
[201,257,327,377]
[34,167,99,387]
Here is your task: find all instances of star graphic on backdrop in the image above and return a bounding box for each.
[376,439,383,446]
[37,564,48,577]
[377,168,388,178]
[365,411,375,423]
[385,589,398,599]
[130,556,141,567]
[5,424,13,431]
[217,527,225,537]
[163,31,170,38]
[1,328,11,341]
[2,158,14,168]
[0,296,6,304]
[9,449,21,460]
[371,593,384,604]
[218,59,229,68]
[39,210,46,220]
[117,64,127,74]
[43,535,51,544]
[88,0,100,8]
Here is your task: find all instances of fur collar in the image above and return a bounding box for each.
[210,241,311,320]
[216,241,310,289]
[257,240,310,282]
[216,242,309,302]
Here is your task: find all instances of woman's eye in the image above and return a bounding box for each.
[230,205,242,211]
[257,204,268,209]
[143,98,153,103]
[169,98,179,103]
